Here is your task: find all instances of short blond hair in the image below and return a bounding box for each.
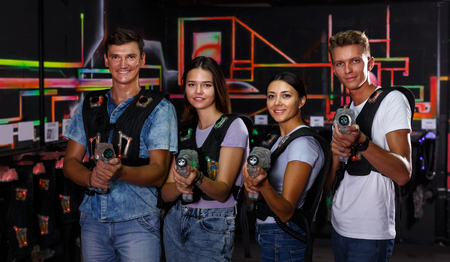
[328,30,370,61]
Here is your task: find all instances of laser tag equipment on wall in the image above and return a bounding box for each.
[417,132,436,181]
[176,149,199,203]
[246,146,271,201]
[255,127,330,262]
[412,131,436,219]
[53,154,83,262]
[1,151,82,261]
[2,159,38,260]
[34,160,59,249]
[54,158,81,224]
[0,167,18,182]
[40,151,81,225]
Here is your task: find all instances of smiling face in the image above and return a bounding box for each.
[185,68,216,112]
[331,44,374,92]
[266,80,305,125]
[104,42,145,88]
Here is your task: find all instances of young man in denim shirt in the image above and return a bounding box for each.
[63,29,177,261]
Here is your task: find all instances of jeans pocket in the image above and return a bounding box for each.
[289,247,306,261]
[199,216,228,234]
[79,212,88,228]
[137,213,160,239]
[257,232,276,250]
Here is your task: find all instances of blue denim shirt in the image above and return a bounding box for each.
[64,89,178,222]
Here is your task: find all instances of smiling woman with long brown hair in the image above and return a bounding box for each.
[161,56,250,261]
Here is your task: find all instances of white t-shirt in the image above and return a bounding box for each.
[257,125,325,224]
[331,88,412,240]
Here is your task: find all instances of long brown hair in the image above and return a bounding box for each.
[180,56,231,122]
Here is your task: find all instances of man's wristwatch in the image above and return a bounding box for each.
[194,171,204,186]
[356,135,370,152]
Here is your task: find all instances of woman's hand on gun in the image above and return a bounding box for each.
[172,165,197,194]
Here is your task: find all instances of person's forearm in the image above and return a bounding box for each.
[197,178,234,202]
[361,141,411,185]
[63,157,91,187]
[161,182,182,203]
[117,163,168,187]
[259,181,295,223]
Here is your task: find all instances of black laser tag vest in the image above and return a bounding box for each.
[177,114,253,204]
[346,86,415,176]
[82,88,168,167]
[255,127,330,223]
[255,126,330,261]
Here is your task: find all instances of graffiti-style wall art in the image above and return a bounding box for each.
[0,1,444,155]
[172,4,439,125]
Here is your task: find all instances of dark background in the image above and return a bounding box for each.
[0,0,448,246]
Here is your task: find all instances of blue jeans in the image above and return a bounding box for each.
[332,230,394,262]
[80,212,161,262]
[256,221,306,262]
[163,201,236,261]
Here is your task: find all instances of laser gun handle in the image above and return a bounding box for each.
[247,161,261,201]
[176,165,194,203]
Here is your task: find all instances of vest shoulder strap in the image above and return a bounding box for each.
[357,86,415,139]
[82,89,111,149]
[200,114,252,201]
[213,114,253,143]
[178,121,199,156]
[212,114,239,145]
[177,114,253,204]
[347,86,415,176]
[116,89,169,162]
[263,127,328,165]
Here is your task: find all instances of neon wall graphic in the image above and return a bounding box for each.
[193,32,222,63]
[0,11,166,153]
[0,2,441,155]
[177,6,434,121]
